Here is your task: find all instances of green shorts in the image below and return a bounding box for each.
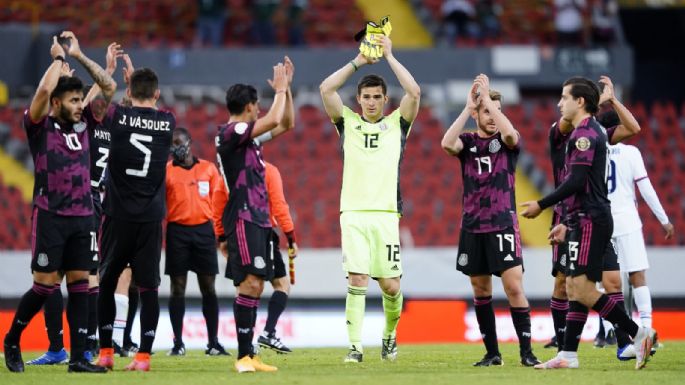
[340,211,402,278]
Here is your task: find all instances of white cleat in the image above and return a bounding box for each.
[634,327,656,370]
[533,354,579,369]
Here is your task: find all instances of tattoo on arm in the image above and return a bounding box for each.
[76,54,116,104]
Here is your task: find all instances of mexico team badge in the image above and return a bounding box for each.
[576,137,591,151]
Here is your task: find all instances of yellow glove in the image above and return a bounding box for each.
[357,16,392,60]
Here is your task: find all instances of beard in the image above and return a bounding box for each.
[58,107,80,124]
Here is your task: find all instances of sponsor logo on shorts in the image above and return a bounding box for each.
[488,140,501,153]
[458,253,468,266]
[254,256,266,269]
[37,253,49,267]
[560,254,567,267]
[503,254,514,261]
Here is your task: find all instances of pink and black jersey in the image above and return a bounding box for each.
[89,104,115,190]
[458,131,520,233]
[24,107,98,216]
[216,121,271,231]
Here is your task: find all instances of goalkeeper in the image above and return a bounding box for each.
[319,34,421,363]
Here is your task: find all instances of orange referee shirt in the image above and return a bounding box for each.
[166,158,224,226]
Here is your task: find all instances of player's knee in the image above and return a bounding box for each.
[348,274,369,287]
[271,277,290,294]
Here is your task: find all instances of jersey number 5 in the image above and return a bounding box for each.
[126,133,152,177]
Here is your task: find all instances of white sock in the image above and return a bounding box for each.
[560,351,578,359]
[113,293,129,346]
[633,286,652,328]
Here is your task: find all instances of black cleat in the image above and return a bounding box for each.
[67,359,108,373]
[258,333,292,354]
[605,329,617,346]
[543,336,558,349]
[167,342,186,356]
[473,354,503,367]
[593,331,607,348]
[344,348,363,363]
[205,342,231,356]
[3,339,24,373]
[520,351,542,367]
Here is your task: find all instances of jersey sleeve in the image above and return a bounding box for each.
[266,163,295,233]
[220,121,255,149]
[567,134,597,167]
[23,109,46,139]
[334,106,357,136]
[387,108,412,137]
[212,178,229,240]
[457,132,475,160]
[630,147,648,181]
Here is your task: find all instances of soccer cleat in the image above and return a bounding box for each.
[593,331,607,348]
[26,348,69,365]
[205,342,231,356]
[617,343,656,361]
[3,339,24,373]
[381,338,397,361]
[543,336,558,349]
[234,356,256,373]
[344,347,363,363]
[251,355,278,372]
[95,348,114,370]
[83,350,93,363]
[605,329,617,346]
[122,342,139,356]
[68,359,108,373]
[520,351,542,367]
[473,354,503,367]
[124,353,150,372]
[533,354,579,369]
[167,342,186,356]
[258,333,292,354]
[634,327,656,370]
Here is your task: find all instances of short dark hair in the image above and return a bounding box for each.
[130,68,158,100]
[562,76,600,114]
[597,110,620,129]
[225,84,258,115]
[50,76,83,101]
[357,74,387,95]
[173,126,191,141]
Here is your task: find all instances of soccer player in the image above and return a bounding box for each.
[320,35,420,363]
[600,111,674,358]
[545,76,641,355]
[215,56,293,373]
[3,32,115,373]
[521,76,655,370]
[96,62,176,371]
[441,74,540,367]
[165,127,228,357]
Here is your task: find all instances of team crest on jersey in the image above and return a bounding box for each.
[488,140,501,153]
[576,137,591,151]
[379,123,388,131]
[458,253,468,266]
[234,122,248,135]
[73,121,86,133]
[37,253,49,267]
[254,256,266,269]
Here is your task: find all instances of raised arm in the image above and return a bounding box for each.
[598,76,640,143]
[252,63,288,138]
[29,37,67,122]
[319,53,378,122]
[61,31,117,105]
[476,74,519,148]
[268,56,296,139]
[441,82,479,156]
[84,42,123,106]
[379,36,420,123]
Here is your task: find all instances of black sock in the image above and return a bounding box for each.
[234,294,259,359]
[202,293,219,345]
[607,292,632,348]
[97,281,116,349]
[66,280,89,363]
[550,297,568,352]
[86,287,98,350]
[124,286,139,346]
[474,296,499,356]
[168,295,185,344]
[563,301,588,352]
[138,288,160,354]
[510,307,532,355]
[264,291,288,336]
[592,293,639,338]
[44,285,64,352]
[5,283,55,345]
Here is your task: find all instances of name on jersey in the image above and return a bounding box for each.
[118,114,171,131]
[93,129,111,141]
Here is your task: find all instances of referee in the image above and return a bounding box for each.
[165,127,229,356]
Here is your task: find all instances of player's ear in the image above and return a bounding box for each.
[470,107,478,120]
[154,89,161,101]
[126,87,132,99]
[356,94,361,105]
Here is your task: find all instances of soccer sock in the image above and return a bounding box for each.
[234,294,259,359]
[264,290,288,336]
[346,285,367,352]
[474,296,499,356]
[382,291,403,339]
[633,286,653,328]
[44,285,65,352]
[138,288,160,354]
[5,282,55,345]
[66,280,89,363]
[550,297,569,351]
[124,287,139,346]
[97,283,116,349]
[592,293,639,338]
[510,307,532,355]
[563,301,588,353]
[113,293,129,346]
[86,286,99,351]
[202,293,219,345]
[607,292,631,348]
[168,295,185,344]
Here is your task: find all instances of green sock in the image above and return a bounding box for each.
[382,291,403,339]
[346,285,367,352]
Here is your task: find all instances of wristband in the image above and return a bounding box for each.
[54,55,65,63]
[349,61,358,72]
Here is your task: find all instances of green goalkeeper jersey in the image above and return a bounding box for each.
[334,106,412,214]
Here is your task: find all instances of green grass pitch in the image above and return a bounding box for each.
[1,342,683,385]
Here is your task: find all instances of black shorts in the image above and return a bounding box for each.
[552,237,620,277]
[457,227,523,277]
[225,219,274,286]
[30,207,96,273]
[165,221,219,276]
[565,218,613,282]
[271,230,287,279]
[99,216,163,289]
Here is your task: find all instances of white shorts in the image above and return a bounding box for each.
[612,229,649,273]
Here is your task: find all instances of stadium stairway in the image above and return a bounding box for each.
[355,0,433,48]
